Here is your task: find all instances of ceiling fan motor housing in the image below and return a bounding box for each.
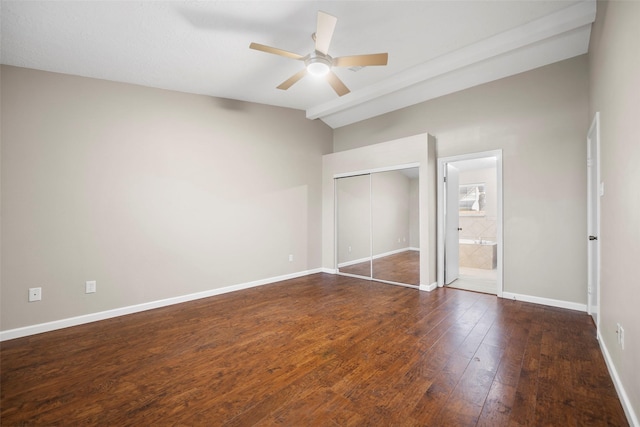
[306,53,332,77]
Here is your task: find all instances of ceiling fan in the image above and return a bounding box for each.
[249,11,388,97]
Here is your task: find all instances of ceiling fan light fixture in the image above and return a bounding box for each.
[250,11,387,96]
[306,56,331,77]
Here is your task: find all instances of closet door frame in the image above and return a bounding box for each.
[334,163,420,289]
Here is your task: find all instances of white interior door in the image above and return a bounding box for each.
[445,164,460,285]
[587,113,601,327]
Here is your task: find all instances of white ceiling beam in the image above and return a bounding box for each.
[306,0,596,127]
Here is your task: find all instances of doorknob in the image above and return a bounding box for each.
[458,228,462,231]
[589,235,598,241]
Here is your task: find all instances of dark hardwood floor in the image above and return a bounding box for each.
[0,273,628,426]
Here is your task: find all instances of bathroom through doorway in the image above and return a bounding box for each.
[437,151,503,296]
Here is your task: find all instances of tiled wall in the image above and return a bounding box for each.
[459,216,496,241]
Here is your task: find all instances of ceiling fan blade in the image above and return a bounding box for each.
[277,69,308,90]
[326,71,350,97]
[315,11,337,55]
[333,53,389,67]
[249,42,305,60]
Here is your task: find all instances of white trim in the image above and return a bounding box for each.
[437,150,503,298]
[420,282,438,292]
[0,268,324,342]
[336,272,370,280]
[320,267,337,274]
[333,162,420,179]
[369,173,373,278]
[372,247,411,260]
[337,247,413,268]
[598,330,640,427]
[337,256,371,268]
[501,292,586,312]
[587,111,601,330]
[333,176,339,277]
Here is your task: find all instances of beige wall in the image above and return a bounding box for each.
[1,65,332,331]
[334,55,589,305]
[589,1,640,421]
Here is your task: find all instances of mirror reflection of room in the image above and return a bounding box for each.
[459,183,486,214]
[371,168,420,286]
[336,167,420,287]
[336,175,372,278]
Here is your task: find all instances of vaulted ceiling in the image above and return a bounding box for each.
[1,1,595,128]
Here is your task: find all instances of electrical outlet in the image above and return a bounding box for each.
[28,287,42,302]
[288,254,293,262]
[85,280,96,294]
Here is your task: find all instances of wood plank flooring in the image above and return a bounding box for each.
[0,273,628,426]
[373,251,420,286]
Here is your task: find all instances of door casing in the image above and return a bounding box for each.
[437,150,503,297]
[587,112,601,328]
[444,163,460,285]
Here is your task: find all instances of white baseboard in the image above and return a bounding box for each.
[598,330,640,427]
[419,282,438,292]
[0,268,324,342]
[320,267,337,274]
[372,247,411,260]
[337,247,415,268]
[501,292,587,312]
[337,256,370,268]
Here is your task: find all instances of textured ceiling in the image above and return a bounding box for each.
[1,1,595,128]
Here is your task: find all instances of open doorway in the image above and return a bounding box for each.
[437,151,503,296]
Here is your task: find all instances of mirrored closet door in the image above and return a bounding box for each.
[336,174,371,279]
[336,167,420,287]
[371,168,420,286]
